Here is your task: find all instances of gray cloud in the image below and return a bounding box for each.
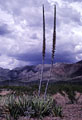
[0,24,11,36]
[9,50,76,66]
[30,33,38,39]
[0,0,81,69]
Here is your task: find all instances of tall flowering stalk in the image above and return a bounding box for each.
[44,5,56,99]
[38,4,46,97]
[51,5,56,67]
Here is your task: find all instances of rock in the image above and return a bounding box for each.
[53,93,70,106]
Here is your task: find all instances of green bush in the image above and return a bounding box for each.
[52,105,62,117]
[64,87,76,104]
[5,95,62,120]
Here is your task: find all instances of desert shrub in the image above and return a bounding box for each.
[52,105,62,117]
[5,95,30,119]
[64,87,76,104]
[5,95,62,120]
[0,84,82,96]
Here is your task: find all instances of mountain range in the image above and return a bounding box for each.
[0,60,82,86]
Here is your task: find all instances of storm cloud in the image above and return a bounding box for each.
[0,0,82,69]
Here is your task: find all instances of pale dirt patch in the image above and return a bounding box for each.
[0,89,12,96]
[63,104,82,120]
[53,92,70,106]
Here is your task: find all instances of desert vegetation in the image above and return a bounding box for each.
[44,5,56,99]
[0,84,82,119]
[0,4,82,120]
[4,95,62,120]
[38,4,46,97]
[0,85,63,120]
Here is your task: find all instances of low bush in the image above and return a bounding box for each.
[5,95,62,120]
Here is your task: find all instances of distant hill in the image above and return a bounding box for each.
[0,61,82,86]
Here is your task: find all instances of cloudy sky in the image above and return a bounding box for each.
[0,0,82,69]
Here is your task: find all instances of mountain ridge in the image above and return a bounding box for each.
[0,61,82,85]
